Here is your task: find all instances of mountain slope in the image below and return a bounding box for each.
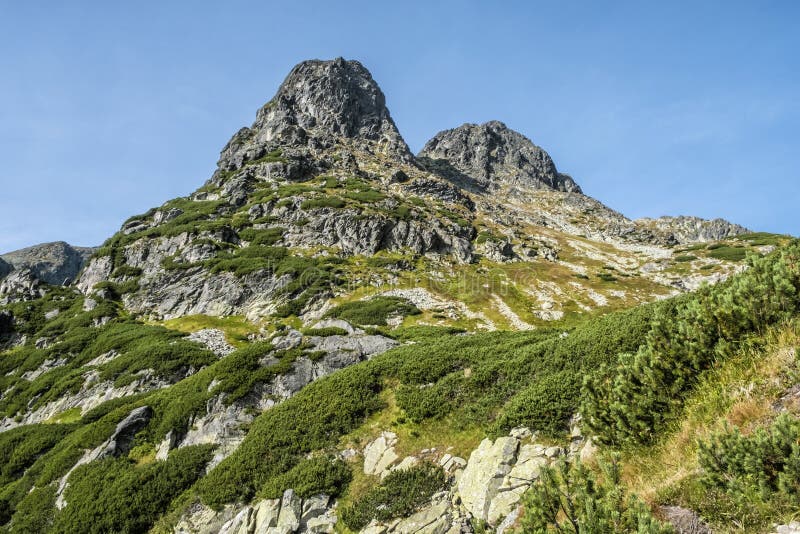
[0,57,792,534]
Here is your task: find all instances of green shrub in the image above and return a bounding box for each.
[520,456,672,533]
[259,457,352,499]
[674,254,697,262]
[339,463,446,531]
[237,227,284,246]
[301,326,349,337]
[699,415,800,501]
[50,445,214,534]
[0,424,76,487]
[583,243,800,446]
[707,246,747,261]
[196,365,384,507]
[300,197,346,210]
[343,189,385,203]
[491,371,580,437]
[325,297,420,326]
[7,484,56,533]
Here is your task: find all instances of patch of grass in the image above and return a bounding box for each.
[162,314,260,347]
[45,407,83,425]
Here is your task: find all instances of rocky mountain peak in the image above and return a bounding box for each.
[1,241,95,286]
[418,120,582,194]
[217,58,412,173]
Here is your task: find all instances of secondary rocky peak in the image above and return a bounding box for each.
[217,58,412,173]
[418,121,582,194]
[636,215,751,244]
[1,241,95,286]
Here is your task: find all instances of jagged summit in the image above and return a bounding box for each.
[217,58,412,175]
[418,120,582,194]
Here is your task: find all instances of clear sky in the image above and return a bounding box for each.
[1,1,798,253]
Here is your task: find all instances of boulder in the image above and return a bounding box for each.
[364,431,400,475]
[457,437,518,522]
[275,489,302,534]
[252,499,281,534]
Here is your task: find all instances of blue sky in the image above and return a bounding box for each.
[1,1,798,252]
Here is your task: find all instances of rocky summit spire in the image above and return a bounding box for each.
[418,121,581,194]
[217,58,412,172]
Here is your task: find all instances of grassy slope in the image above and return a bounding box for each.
[622,319,800,531]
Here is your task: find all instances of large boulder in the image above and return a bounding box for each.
[363,431,400,476]
[457,437,518,522]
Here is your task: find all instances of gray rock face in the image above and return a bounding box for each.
[122,267,291,321]
[187,328,236,356]
[419,121,581,194]
[457,433,557,526]
[217,57,413,175]
[282,210,473,264]
[0,268,46,304]
[636,215,750,244]
[55,406,154,509]
[1,241,95,285]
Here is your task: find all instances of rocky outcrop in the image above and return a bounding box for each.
[1,241,95,285]
[176,490,335,534]
[363,431,400,475]
[165,326,397,468]
[123,268,290,321]
[188,329,237,357]
[659,506,712,534]
[75,255,113,294]
[282,210,473,264]
[216,57,413,176]
[56,406,153,509]
[99,405,154,457]
[0,368,168,432]
[419,121,581,194]
[457,435,559,525]
[0,268,46,304]
[774,522,800,534]
[636,215,750,244]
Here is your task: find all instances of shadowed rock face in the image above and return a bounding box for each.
[0,258,10,280]
[418,120,582,194]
